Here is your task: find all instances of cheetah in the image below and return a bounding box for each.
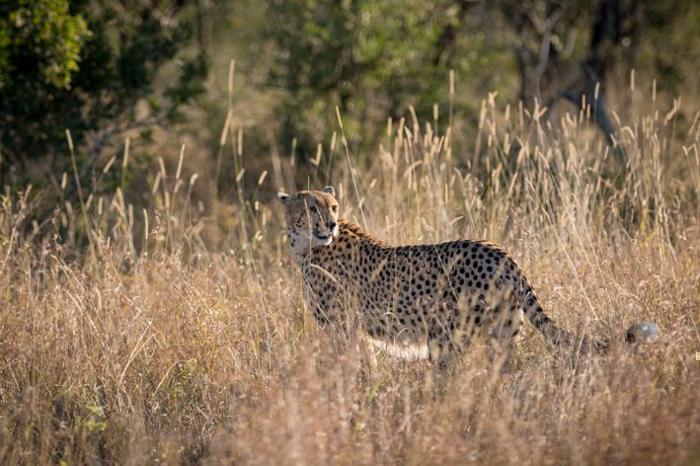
[277,186,658,365]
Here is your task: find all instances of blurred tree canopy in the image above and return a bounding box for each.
[1,0,700,190]
[0,0,89,90]
[259,0,700,158]
[0,0,207,185]
[264,0,513,153]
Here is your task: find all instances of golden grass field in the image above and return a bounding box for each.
[1,84,699,464]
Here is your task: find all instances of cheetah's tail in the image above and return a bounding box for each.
[523,294,659,353]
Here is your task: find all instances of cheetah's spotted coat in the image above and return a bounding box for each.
[278,186,628,365]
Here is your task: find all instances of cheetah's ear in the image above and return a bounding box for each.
[277,192,293,203]
[322,185,336,197]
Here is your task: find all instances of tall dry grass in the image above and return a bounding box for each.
[1,78,699,465]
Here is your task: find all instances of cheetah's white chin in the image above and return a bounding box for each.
[312,233,334,246]
[315,236,333,246]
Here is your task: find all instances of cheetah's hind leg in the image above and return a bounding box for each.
[476,287,521,370]
[426,315,478,396]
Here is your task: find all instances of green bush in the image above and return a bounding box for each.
[0,0,207,185]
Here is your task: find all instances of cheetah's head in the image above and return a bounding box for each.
[277,186,340,255]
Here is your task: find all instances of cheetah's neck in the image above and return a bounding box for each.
[336,220,387,246]
[291,220,386,264]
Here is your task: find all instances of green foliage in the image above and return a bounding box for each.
[2,0,700,194]
[260,0,700,162]
[265,0,511,156]
[81,403,107,433]
[0,0,89,89]
[637,0,700,90]
[0,0,208,184]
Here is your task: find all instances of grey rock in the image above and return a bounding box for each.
[626,321,660,343]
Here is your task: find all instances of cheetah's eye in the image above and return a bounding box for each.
[331,205,338,213]
[309,205,319,214]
